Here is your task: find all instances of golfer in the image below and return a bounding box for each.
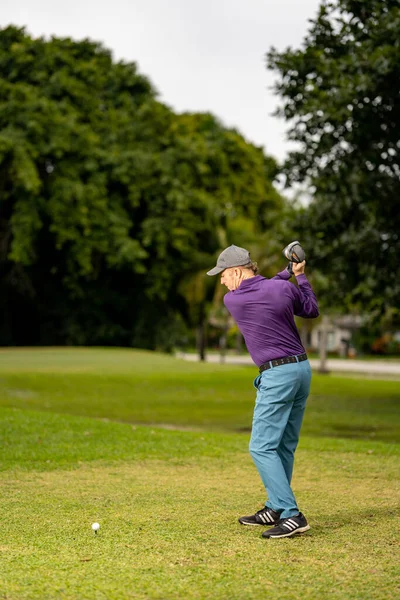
[207,244,319,538]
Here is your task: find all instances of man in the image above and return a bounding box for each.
[207,244,319,539]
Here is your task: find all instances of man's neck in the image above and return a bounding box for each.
[238,272,256,287]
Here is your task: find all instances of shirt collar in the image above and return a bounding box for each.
[236,275,263,290]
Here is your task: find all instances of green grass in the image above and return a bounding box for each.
[0,348,399,442]
[0,348,399,600]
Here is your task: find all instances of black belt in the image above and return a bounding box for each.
[259,353,308,373]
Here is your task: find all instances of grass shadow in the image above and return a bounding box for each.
[308,505,400,536]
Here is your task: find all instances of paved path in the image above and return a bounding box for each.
[176,352,400,376]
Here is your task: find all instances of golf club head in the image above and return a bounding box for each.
[282,241,306,264]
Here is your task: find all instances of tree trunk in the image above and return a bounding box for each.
[319,315,330,373]
[300,323,308,349]
[235,331,244,354]
[196,319,207,362]
[219,330,227,364]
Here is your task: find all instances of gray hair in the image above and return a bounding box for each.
[241,261,259,275]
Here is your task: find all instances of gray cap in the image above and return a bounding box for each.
[207,245,251,276]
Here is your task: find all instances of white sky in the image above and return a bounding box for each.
[1,0,321,163]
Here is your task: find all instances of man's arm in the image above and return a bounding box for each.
[271,268,292,281]
[291,261,319,318]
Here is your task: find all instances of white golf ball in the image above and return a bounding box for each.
[91,522,100,532]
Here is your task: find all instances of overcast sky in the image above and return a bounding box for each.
[2,0,321,163]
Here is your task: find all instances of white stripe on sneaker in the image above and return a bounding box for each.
[282,522,295,530]
[258,513,266,523]
[265,513,273,523]
[287,519,299,528]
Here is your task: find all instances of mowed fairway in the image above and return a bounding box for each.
[0,348,399,600]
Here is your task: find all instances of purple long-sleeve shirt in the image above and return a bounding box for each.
[223,269,319,367]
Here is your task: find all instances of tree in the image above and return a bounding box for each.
[267,0,400,321]
[0,26,287,348]
[169,113,286,359]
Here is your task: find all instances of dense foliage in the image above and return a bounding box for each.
[0,26,284,347]
[267,0,400,320]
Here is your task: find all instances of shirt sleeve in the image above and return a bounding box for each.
[271,269,291,281]
[291,274,319,318]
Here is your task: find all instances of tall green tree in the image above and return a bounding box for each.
[0,26,286,348]
[267,0,400,320]
[165,113,285,358]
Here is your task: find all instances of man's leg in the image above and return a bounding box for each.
[277,361,312,485]
[249,364,301,519]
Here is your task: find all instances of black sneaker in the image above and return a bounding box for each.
[262,512,310,538]
[238,507,280,526]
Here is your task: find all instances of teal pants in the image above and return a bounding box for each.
[249,359,312,519]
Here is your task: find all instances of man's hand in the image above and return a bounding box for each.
[292,260,306,276]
